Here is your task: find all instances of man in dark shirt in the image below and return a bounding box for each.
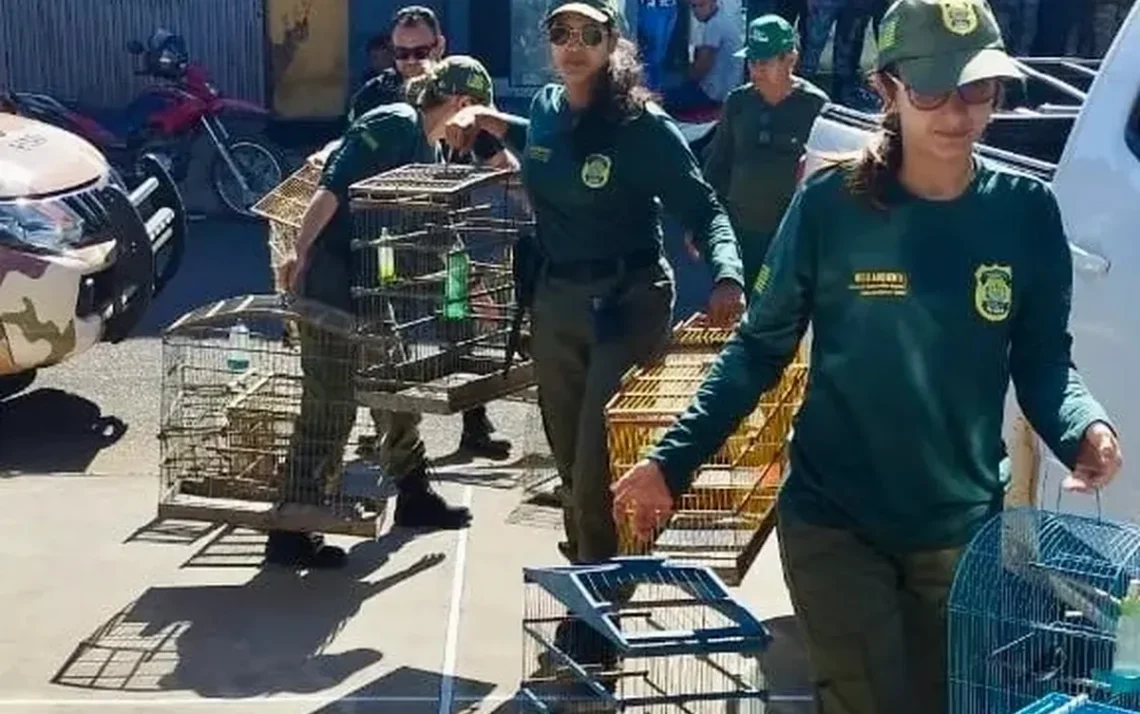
[349,6,447,122]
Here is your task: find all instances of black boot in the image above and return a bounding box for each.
[264,531,347,569]
[394,465,472,530]
[459,407,511,459]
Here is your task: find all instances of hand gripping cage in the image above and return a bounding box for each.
[521,556,772,713]
[948,494,1140,714]
[605,314,809,586]
[347,162,537,414]
[157,294,392,538]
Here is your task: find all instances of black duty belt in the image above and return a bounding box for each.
[545,250,660,282]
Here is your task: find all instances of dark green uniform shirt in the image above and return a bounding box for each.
[515,84,743,286]
[348,68,405,123]
[649,159,1112,552]
[303,103,438,310]
[704,78,829,242]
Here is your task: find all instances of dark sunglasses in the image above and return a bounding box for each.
[548,22,607,48]
[393,44,434,61]
[892,76,999,111]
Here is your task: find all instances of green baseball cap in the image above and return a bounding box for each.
[545,0,620,24]
[734,14,798,60]
[876,0,1023,95]
[431,55,494,105]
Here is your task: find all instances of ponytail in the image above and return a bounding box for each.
[844,110,903,211]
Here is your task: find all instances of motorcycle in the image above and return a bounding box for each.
[7,29,284,219]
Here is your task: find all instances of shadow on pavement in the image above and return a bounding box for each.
[309,665,498,714]
[0,388,127,474]
[50,529,443,698]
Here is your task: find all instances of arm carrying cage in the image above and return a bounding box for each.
[520,556,772,713]
[347,162,537,414]
[157,294,393,538]
[948,497,1140,714]
[605,314,809,586]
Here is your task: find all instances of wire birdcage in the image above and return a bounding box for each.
[948,496,1140,714]
[157,294,387,538]
[520,557,771,713]
[1017,693,1140,713]
[605,314,809,585]
[251,141,341,293]
[347,162,536,415]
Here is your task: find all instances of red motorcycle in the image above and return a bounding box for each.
[8,29,285,219]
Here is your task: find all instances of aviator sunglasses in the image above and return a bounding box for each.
[891,75,999,111]
[547,22,607,47]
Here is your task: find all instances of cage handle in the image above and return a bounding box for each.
[1042,462,1103,522]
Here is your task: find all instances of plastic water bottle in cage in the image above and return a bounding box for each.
[444,235,470,320]
[377,226,396,284]
[226,321,251,372]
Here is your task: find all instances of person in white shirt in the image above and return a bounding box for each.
[664,0,745,112]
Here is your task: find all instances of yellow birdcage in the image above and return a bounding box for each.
[605,313,809,585]
[250,142,338,292]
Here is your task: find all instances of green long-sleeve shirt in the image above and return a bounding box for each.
[648,159,1113,552]
[703,78,829,240]
[511,84,743,286]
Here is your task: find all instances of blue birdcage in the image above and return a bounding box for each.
[519,556,774,712]
[1017,693,1140,713]
[948,495,1140,714]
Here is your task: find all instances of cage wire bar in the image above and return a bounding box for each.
[604,314,809,586]
[1017,693,1140,714]
[521,557,771,713]
[347,162,537,415]
[158,294,387,537]
[947,504,1140,714]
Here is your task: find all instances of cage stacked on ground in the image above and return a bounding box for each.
[604,313,809,586]
[948,500,1140,713]
[156,162,536,537]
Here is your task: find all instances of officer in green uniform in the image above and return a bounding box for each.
[613,1,1124,711]
[703,14,829,292]
[269,56,498,569]
[446,0,746,570]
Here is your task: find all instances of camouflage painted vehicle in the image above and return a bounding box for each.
[0,109,187,396]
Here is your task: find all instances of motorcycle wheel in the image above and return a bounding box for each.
[209,138,285,219]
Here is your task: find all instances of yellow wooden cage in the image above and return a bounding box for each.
[605,313,809,585]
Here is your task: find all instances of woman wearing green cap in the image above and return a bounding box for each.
[443,0,745,567]
[612,0,1123,711]
[269,56,499,569]
[703,13,829,292]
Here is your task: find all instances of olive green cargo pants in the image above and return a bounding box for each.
[530,266,674,564]
[284,323,425,501]
[777,508,964,714]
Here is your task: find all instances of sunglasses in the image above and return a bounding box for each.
[393,44,434,61]
[548,22,607,48]
[892,76,999,111]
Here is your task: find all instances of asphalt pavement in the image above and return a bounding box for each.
[0,213,808,712]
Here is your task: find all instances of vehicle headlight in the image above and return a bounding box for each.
[0,199,85,252]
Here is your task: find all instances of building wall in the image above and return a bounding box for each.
[267,0,349,118]
[0,0,266,108]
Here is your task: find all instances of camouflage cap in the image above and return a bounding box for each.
[876,0,1023,95]
[546,0,620,24]
[734,14,798,60]
[431,55,494,105]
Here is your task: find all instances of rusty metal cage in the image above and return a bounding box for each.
[157,294,388,538]
[250,143,337,293]
[606,314,810,585]
[347,162,537,415]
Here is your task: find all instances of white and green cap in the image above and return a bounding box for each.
[876,0,1023,94]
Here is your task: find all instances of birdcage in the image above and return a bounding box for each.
[947,499,1140,714]
[605,312,809,585]
[520,556,771,713]
[347,162,536,415]
[157,293,388,538]
[1017,693,1140,713]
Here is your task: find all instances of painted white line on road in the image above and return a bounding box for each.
[438,484,474,714]
[0,695,513,707]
